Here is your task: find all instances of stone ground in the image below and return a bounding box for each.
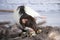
[0,23,60,40]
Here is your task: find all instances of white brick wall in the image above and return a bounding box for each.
[0,0,60,11]
[6,0,28,4]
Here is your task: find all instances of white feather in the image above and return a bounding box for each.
[25,6,40,17]
[13,7,21,24]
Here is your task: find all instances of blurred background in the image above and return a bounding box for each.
[0,0,60,26]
